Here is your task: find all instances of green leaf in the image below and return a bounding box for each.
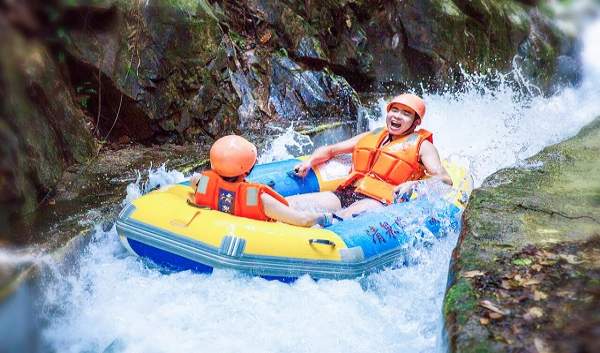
[512,258,533,266]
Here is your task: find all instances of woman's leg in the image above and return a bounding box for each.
[262,194,330,227]
[286,191,342,213]
[335,198,384,219]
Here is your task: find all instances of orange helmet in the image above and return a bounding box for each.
[386,93,426,119]
[210,135,258,177]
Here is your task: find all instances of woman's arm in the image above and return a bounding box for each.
[418,140,452,185]
[294,132,369,177]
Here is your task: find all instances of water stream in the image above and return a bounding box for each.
[4,16,600,353]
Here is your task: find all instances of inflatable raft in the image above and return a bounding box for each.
[116,156,472,280]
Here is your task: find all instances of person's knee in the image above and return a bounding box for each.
[285,192,342,213]
[338,199,382,218]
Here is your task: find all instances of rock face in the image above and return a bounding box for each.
[59,0,577,143]
[0,0,581,229]
[59,0,362,144]
[444,118,600,352]
[0,18,96,229]
[269,56,360,123]
[253,0,579,92]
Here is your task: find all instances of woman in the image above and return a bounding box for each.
[288,93,452,219]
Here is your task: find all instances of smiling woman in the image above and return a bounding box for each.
[385,94,426,134]
[286,93,452,218]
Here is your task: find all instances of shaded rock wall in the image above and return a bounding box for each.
[252,0,578,92]
[444,118,600,352]
[0,16,96,228]
[59,0,361,144]
[58,0,578,144]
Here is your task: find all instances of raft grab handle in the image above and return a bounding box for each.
[309,239,336,247]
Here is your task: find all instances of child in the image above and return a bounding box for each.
[190,135,334,227]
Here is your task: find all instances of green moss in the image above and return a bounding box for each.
[159,119,176,131]
[502,1,530,33]
[177,158,209,174]
[444,278,477,325]
[433,0,463,18]
[458,341,496,353]
[276,47,289,58]
[196,0,222,23]
[279,6,316,49]
[165,0,198,17]
[588,278,600,287]
[512,258,532,266]
[429,0,469,52]
[60,0,111,7]
[78,96,90,109]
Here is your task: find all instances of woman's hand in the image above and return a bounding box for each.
[293,160,312,178]
[393,180,419,202]
[291,134,366,179]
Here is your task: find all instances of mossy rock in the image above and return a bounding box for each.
[445,117,600,352]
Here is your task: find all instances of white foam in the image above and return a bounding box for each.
[370,53,600,187]
[257,126,313,163]
[40,225,458,353]
[123,164,186,205]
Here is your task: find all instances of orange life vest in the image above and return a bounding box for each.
[339,128,433,204]
[193,170,289,221]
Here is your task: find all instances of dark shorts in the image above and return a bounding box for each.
[332,187,371,208]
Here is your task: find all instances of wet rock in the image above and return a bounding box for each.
[269,55,360,126]
[295,36,328,61]
[61,0,240,142]
[445,117,600,352]
[6,142,207,248]
[12,0,574,150]
[250,0,578,93]
[552,54,582,90]
[230,69,260,129]
[515,8,582,94]
[356,0,534,89]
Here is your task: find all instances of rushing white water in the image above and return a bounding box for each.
[33,19,600,353]
[39,224,456,353]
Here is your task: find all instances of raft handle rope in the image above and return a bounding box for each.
[309,239,336,247]
[170,211,201,228]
